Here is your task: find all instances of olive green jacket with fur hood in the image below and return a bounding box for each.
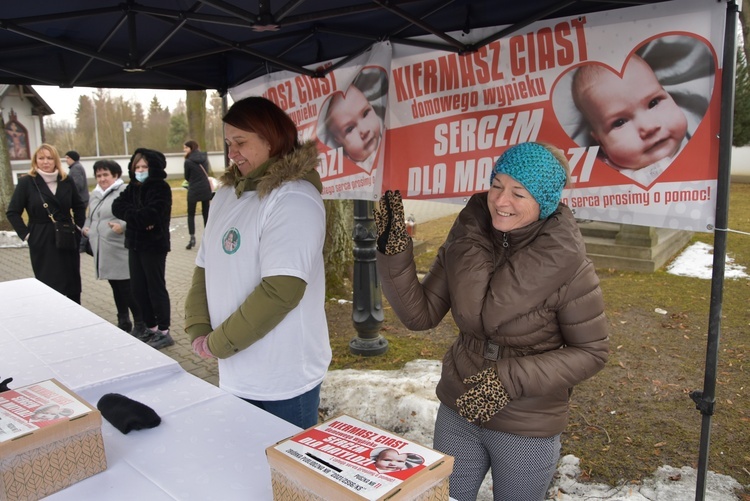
[377,194,609,437]
[184,141,323,358]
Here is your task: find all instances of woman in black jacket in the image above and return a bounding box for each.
[182,140,212,249]
[111,148,173,350]
[6,144,86,303]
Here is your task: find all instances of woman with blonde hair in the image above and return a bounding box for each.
[6,143,87,302]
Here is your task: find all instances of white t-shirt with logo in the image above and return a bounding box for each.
[196,180,331,401]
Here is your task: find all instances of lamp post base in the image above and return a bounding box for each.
[349,334,389,357]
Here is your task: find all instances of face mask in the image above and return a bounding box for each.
[135,171,149,183]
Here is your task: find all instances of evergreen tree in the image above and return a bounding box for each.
[129,102,147,153]
[144,97,171,151]
[168,113,189,151]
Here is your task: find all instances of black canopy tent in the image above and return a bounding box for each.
[0,1,676,92]
[0,2,737,500]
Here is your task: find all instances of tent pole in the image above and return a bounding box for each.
[690,2,737,500]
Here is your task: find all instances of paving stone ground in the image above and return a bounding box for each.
[0,216,220,387]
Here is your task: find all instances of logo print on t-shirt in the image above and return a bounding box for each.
[222,227,240,254]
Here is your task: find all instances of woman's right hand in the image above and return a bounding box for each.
[82,227,90,237]
[192,336,214,359]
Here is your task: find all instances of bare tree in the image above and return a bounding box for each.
[0,114,14,231]
[323,200,354,297]
[186,90,207,148]
[206,92,225,153]
[741,1,750,64]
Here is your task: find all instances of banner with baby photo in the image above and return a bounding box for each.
[230,42,390,201]
[384,0,724,231]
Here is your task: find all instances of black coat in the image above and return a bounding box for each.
[111,148,172,253]
[6,173,86,302]
[184,150,213,203]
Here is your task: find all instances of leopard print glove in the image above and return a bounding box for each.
[375,190,410,255]
[456,367,510,423]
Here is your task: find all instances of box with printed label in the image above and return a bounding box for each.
[0,379,107,501]
[266,414,453,501]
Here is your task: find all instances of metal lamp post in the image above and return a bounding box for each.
[122,121,131,155]
[92,97,100,157]
[349,199,388,356]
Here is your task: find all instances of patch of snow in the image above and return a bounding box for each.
[321,360,744,501]
[667,242,748,279]
[552,455,742,500]
[0,231,26,248]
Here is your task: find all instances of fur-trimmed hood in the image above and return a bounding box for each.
[220,140,322,198]
[128,148,168,182]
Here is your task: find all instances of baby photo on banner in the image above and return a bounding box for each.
[384,0,724,231]
[230,42,391,201]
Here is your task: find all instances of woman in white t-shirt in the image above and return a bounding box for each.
[184,96,330,429]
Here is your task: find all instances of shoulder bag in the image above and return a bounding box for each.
[199,164,218,192]
[33,179,79,251]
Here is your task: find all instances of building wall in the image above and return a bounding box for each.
[2,94,44,176]
[71,151,227,182]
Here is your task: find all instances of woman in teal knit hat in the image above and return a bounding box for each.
[375,142,609,501]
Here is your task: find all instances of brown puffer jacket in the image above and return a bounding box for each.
[377,193,609,437]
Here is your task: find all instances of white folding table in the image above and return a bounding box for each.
[0,278,300,501]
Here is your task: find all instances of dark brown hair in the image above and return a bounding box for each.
[184,140,200,158]
[222,96,300,158]
[92,159,123,178]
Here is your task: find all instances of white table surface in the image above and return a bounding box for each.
[1,278,300,501]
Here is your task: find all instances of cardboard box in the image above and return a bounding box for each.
[0,379,107,501]
[267,415,453,500]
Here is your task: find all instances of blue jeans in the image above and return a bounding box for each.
[242,383,321,429]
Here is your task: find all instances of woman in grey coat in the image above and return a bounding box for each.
[81,159,142,334]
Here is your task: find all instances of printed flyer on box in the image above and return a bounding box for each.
[0,380,91,442]
[272,415,447,500]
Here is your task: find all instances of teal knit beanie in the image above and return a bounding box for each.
[490,142,567,219]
